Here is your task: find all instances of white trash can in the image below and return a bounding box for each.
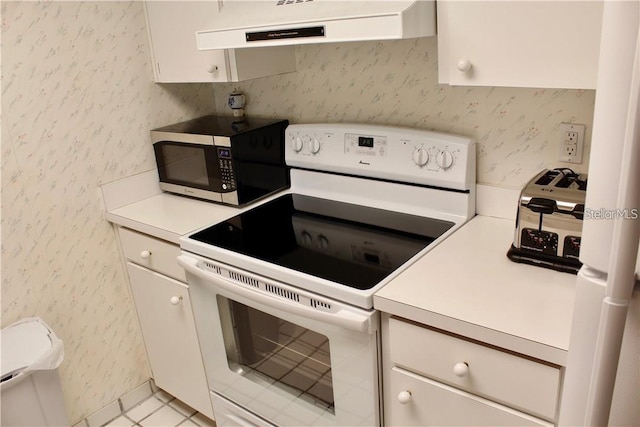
[1,317,69,427]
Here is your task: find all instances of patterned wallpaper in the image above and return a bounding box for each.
[1,1,597,424]
[1,1,216,423]
[212,37,596,187]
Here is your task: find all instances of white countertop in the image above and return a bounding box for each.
[101,169,245,243]
[374,215,577,365]
[104,193,241,244]
[101,174,576,365]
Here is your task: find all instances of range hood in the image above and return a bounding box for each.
[196,0,436,50]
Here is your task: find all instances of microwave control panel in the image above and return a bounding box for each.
[217,147,236,191]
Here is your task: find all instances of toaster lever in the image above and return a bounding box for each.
[527,197,557,214]
[571,203,585,220]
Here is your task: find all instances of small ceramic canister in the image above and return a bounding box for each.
[228,92,246,117]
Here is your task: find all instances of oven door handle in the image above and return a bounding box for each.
[178,254,375,334]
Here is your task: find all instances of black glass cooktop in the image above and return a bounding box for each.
[189,194,454,290]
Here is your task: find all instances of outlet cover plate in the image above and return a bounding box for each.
[559,123,585,163]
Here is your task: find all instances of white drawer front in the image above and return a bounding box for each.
[386,366,551,427]
[389,317,561,420]
[119,227,186,282]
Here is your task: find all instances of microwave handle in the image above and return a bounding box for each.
[177,254,374,334]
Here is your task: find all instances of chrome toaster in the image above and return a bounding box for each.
[507,168,587,274]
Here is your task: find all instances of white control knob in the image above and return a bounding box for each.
[318,235,329,249]
[397,391,412,404]
[208,65,219,74]
[140,250,151,260]
[457,58,472,72]
[292,136,304,152]
[301,231,313,245]
[453,362,469,377]
[170,296,183,305]
[412,147,429,167]
[437,150,454,170]
[310,138,321,154]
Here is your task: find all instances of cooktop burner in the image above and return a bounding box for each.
[189,193,454,290]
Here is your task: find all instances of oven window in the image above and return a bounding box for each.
[218,296,335,412]
[162,144,209,186]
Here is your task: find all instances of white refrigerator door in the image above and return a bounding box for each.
[559,270,640,426]
[579,0,640,276]
[560,1,640,426]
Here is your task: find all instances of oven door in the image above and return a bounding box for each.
[178,253,381,427]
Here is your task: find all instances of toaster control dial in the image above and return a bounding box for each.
[437,150,454,170]
[412,147,430,167]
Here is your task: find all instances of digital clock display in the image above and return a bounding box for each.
[218,148,232,159]
[359,136,374,148]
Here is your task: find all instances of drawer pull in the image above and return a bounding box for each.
[397,390,412,404]
[456,58,472,72]
[140,250,151,259]
[170,296,183,305]
[453,362,469,377]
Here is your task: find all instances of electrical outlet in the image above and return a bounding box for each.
[559,123,585,163]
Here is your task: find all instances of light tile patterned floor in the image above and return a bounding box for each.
[103,391,216,427]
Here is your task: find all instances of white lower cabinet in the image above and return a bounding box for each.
[388,366,550,426]
[383,316,561,426]
[119,228,214,419]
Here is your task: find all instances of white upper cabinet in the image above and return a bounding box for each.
[437,1,603,89]
[144,1,296,83]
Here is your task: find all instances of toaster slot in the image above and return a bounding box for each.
[555,174,588,190]
[534,170,560,186]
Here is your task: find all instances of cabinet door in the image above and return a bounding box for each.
[144,1,231,82]
[126,262,214,419]
[386,366,552,426]
[438,1,603,89]
[144,2,296,83]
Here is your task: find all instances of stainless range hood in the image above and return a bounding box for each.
[196,0,436,50]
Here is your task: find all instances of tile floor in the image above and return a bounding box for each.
[75,381,216,427]
[103,390,215,427]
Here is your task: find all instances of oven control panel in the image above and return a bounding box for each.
[285,123,475,191]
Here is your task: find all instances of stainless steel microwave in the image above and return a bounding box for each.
[151,115,290,206]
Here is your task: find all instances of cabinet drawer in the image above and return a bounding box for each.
[386,366,551,426]
[389,317,561,420]
[118,228,186,282]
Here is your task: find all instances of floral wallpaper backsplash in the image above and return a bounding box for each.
[1,1,216,422]
[213,37,595,187]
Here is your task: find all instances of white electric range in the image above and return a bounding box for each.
[178,123,476,427]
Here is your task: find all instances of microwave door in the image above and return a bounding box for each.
[154,141,228,203]
[155,142,212,187]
